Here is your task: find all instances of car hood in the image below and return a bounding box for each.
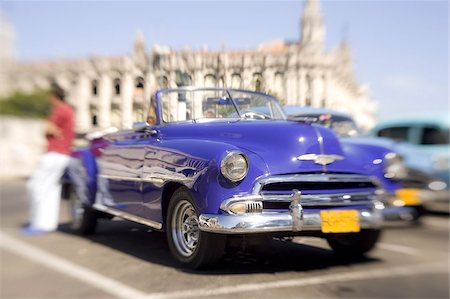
[158,120,370,176]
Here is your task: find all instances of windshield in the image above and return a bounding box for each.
[157,88,286,123]
[421,127,449,145]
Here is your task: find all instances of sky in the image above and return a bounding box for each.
[1,0,448,121]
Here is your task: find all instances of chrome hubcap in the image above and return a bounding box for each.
[171,200,199,257]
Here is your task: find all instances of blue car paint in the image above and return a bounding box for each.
[67,90,387,229]
[283,106,407,194]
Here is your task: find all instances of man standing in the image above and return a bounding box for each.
[24,83,74,234]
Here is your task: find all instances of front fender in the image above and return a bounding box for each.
[341,139,401,193]
[157,139,269,214]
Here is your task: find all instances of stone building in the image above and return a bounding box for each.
[1,0,377,133]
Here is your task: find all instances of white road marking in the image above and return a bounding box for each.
[0,231,147,299]
[0,231,447,299]
[377,242,421,256]
[143,262,447,299]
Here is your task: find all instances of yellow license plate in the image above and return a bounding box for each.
[320,210,360,233]
[395,188,422,206]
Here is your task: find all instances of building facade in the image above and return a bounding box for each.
[1,0,377,133]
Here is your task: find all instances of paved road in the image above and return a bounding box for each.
[1,180,449,298]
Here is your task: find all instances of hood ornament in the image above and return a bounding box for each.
[296,154,344,166]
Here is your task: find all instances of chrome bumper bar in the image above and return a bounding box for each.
[198,208,383,234]
[198,191,384,234]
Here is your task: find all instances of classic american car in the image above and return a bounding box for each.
[66,88,387,269]
[284,106,445,219]
[370,116,449,213]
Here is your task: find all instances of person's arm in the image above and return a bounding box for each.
[45,121,61,137]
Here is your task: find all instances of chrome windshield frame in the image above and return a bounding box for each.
[154,87,286,125]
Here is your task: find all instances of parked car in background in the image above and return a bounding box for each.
[284,106,440,220]
[65,88,387,269]
[370,116,449,213]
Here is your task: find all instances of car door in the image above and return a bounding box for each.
[96,130,149,218]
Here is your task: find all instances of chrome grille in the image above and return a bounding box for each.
[252,174,379,209]
[246,202,263,213]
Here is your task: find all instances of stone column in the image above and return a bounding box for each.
[311,73,320,108]
[143,72,155,120]
[193,70,204,118]
[298,70,306,106]
[293,71,300,105]
[286,70,295,105]
[121,72,134,128]
[74,74,91,133]
[242,69,252,89]
[98,73,112,128]
[322,72,329,107]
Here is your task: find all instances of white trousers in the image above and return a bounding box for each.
[27,152,71,231]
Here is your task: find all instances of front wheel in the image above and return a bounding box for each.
[326,229,381,257]
[68,187,98,235]
[166,187,226,269]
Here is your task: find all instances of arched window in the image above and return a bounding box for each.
[231,74,242,89]
[135,77,145,97]
[175,71,192,87]
[90,104,98,127]
[253,73,264,92]
[113,78,121,95]
[204,74,216,88]
[218,77,225,88]
[158,76,169,88]
[91,80,98,96]
[136,77,145,89]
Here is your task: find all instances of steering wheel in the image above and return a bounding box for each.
[241,111,271,120]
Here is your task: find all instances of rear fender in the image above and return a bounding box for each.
[66,149,98,205]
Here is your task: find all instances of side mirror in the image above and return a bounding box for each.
[132,122,157,136]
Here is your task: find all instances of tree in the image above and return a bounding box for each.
[0,90,51,119]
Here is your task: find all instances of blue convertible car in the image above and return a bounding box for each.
[66,88,387,269]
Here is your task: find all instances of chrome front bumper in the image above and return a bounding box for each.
[198,191,384,234]
[198,208,383,234]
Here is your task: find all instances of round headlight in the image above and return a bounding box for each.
[384,152,407,179]
[220,151,249,182]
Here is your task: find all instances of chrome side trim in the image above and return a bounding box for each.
[99,174,141,182]
[142,174,193,184]
[93,203,163,230]
[99,174,193,184]
[252,173,377,194]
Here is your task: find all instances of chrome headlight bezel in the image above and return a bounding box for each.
[383,152,407,179]
[220,151,249,182]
